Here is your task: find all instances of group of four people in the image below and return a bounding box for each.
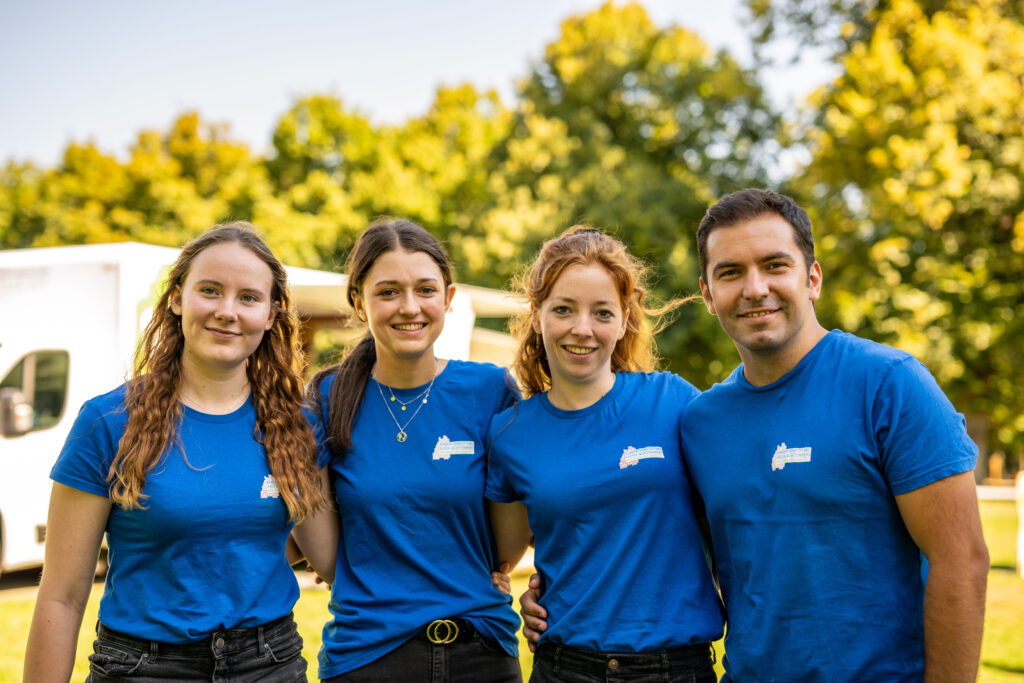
[23,188,988,683]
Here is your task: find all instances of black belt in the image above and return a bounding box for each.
[535,641,713,676]
[95,612,294,657]
[414,618,477,645]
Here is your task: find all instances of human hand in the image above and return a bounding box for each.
[519,572,547,652]
[491,562,513,595]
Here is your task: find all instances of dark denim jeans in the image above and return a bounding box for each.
[86,612,307,682]
[322,623,521,683]
[530,642,716,683]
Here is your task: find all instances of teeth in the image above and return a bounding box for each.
[565,345,593,354]
[741,311,772,318]
[394,324,425,330]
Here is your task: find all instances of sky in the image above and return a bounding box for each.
[0,0,836,167]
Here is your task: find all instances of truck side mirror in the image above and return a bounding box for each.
[0,387,33,437]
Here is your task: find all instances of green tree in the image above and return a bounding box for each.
[792,0,1024,462]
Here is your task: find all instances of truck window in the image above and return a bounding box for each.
[0,350,69,432]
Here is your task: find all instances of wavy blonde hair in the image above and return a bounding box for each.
[511,226,685,397]
[110,222,325,521]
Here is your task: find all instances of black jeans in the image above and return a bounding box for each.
[322,619,521,683]
[86,613,307,682]
[530,642,716,683]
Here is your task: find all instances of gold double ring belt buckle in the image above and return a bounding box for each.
[426,619,460,644]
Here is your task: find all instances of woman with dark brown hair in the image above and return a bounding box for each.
[24,222,327,682]
[308,218,523,682]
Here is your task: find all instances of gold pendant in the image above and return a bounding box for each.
[397,431,407,443]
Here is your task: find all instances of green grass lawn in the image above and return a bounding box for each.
[2,499,1020,681]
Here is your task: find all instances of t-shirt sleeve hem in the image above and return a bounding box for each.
[50,470,111,498]
[889,456,976,496]
[484,485,518,503]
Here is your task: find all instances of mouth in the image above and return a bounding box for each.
[738,308,779,320]
[207,327,241,339]
[392,322,428,332]
[563,344,596,358]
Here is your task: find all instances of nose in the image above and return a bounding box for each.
[742,270,771,299]
[215,298,238,321]
[398,291,420,316]
[570,313,594,337]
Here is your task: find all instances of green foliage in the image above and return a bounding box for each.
[792,0,1024,459]
[2,0,1022,458]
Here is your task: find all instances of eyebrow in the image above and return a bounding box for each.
[711,251,795,274]
[549,296,618,306]
[371,277,441,287]
[193,279,268,296]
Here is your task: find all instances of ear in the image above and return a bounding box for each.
[531,305,541,335]
[699,277,717,316]
[808,262,823,302]
[616,309,629,341]
[169,285,183,316]
[444,283,456,312]
[264,306,276,331]
[351,293,366,323]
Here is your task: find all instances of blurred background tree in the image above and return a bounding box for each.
[1,0,1021,468]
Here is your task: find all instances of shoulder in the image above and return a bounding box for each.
[826,330,913,368]
[443,360,517,397]
[78,383,130,422]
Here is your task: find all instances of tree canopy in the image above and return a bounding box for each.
[2,0,1021,465]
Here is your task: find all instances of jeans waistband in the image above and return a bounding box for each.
[535,641,712,676]
[95,612,295,658]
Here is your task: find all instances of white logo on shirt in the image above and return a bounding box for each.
[771,442,812,471]
[260,475,281,498]
[432,435,475,461]
[619,445,665,469]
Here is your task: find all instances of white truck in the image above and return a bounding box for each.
[0,242,520,575]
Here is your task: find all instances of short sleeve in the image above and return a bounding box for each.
[872,357,977,495]
[50,400,119,498]
[484,410,519,503]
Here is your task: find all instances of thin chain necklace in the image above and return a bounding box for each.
[373,360,439,443]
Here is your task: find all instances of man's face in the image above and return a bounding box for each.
[699,214,822,363]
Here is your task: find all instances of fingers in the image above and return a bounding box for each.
[528,572,540,589]
[491,571,512,595]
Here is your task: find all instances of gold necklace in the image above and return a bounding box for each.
[374,360,439,442]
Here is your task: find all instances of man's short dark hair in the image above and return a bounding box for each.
[696,189,815,281]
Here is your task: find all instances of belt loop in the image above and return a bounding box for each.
[257,624,267,655]
[553,644,561,673]
[661,650,669,675]
[150,639,158,661]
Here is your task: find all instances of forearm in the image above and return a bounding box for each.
[24,596,88,682]
[488,500,532,570]
[922,554,988,682]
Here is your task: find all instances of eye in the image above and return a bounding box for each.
[552,305,570,315]
[717,268,740,279]
[766,261,788,271]
[199,286,218,296]
[419,285,438,296]
[595,309,616,320]
[378,288,398,297]
[240,293,260,303]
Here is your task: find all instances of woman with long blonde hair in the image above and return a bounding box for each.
[487,226,723,682]
[25,222,327,682]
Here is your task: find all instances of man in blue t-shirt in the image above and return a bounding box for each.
[682,189,987,681]
[520,189,988,682]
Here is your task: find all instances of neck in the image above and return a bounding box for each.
[373,349,440,388]
[740,323,828,387]
[547,372,616,411]
[178,355,251,414]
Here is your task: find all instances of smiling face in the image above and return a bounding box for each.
[352,248,456,366]
[534,262,628,399]
[170,241,276,376]
[699,213,824,380]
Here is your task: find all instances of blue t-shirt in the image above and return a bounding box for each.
[50,384,299,643]
[315,360,521,678]
[486,371,724,652]
[681,330,978,682]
